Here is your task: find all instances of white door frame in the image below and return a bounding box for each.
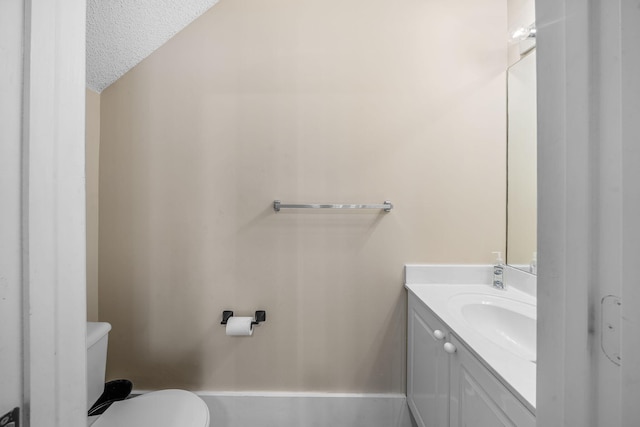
[537,0,640,425]
[21,0,87,426]
[536,1,592,424]
[0,0,27,419]
[619,0,640,424]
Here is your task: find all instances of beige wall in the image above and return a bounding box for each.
[86,88,100,321]
[99,0,507,392]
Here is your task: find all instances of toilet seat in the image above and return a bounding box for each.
[92,389,209,427]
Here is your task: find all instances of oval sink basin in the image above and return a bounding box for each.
[448,294,536,362]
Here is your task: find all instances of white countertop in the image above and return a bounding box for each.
[404,265,536,412]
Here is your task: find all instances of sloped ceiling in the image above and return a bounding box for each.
[86,0,220,93]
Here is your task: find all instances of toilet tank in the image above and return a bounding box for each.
[87,322,112,411]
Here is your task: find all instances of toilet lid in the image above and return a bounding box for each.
[92,389,210,427]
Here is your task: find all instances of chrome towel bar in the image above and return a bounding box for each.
[273,200,393,212]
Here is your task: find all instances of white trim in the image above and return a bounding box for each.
[536,0,594,424]
[0,0,26,415]
[22,0,87,426]
[537,0,640,425]
[135,390,405,399]
[620,0,640,424]
[131,392,411,427]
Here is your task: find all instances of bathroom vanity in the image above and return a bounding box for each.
[405,265,536,427]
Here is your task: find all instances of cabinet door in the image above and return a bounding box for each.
[449,336,535,427]
[407,296,449,427]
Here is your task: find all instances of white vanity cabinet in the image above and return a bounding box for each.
[449,335,535,427]
[407,294,450,426]
[407,293,535,427]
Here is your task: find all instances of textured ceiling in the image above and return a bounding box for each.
[86,0,220,93]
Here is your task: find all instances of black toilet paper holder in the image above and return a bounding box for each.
[221,310,266,326]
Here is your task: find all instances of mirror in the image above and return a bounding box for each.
[506,50,537,273]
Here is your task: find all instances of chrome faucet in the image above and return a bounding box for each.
[492,251,505,290]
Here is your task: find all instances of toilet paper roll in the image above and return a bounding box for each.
[225,317,254,336]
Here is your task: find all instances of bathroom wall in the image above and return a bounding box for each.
[86,88,101,321]
[99,0,507,392]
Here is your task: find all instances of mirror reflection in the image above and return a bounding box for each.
[507,50,537,273]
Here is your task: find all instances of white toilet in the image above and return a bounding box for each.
[87,322,210,427]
